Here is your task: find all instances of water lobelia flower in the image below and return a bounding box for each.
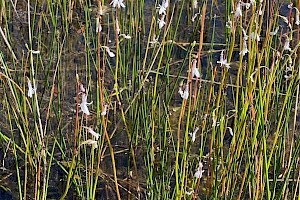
[114,18,120,35]
[189,127,199,142]
[217,50,230,68]
[191,59,200,78]
[99,3,103,16]
[102,46,115,57]
[284,74,292,80]
[96,17,102,33]
[27,77,35,98]
[101,104,109,116]
[241,2,251,9]
[158,15,166,29]
[258,3,263,15]
[162,0,169,9]
[185,190,194,196]
[80,94,93,115]
[79,83,86,94]
[181,84,189,100]
[227,127,234,136]
[149,33,159,46]
[157,0,168,15]
[157,4,167,15]
[178,86,183,96]
[191,13,200,22]
[249,32,260,41]
[295,7,300,25]
[226,17,233,32]
[87,127,100,140]
[242,27,248,40]
[193,0,198,9]
[283,37,292,52]
[119,34,131,39]
[250,68,258,82]
[212,110,217,127]
[194,162,204,179]
[240,39,248,57]
[270,26,279,35]
[82,139,98,149]
[235,2,242,18]
[110,0,125,8]
[278,15,289,25]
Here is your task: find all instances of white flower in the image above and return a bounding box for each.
[110,0,125,8]
[226,18,233,32]
[157,4,167,15]
[99,3,103,15]
[249,32,260,41]
[227,127,234,136]
[189,127,199,142]
[241,2,251,9]
[250,69,258,82]
[119,34,131,39]
[191,13,200,22]
[191,59,200,78]
[102,46,115,57]
[278,15,289,24]
[96,17,102,33]
[256,34,260,41]
[185,190,194,195]
[270,26,279,35]
[284,38,292,51]
[27,77,35,98]
[86,127,100,140]
[157,0,168,15]
[178,87,183,96]
[217,51,230,68]
[212,110,217,127]
[79,83,86,94]
[235,2,242,18]
[193,0,198,9]
[107,50,115,57]
[240,39,248,57]
[80,94,92,115]
[258,3,263,15]
[116,18,120,35]
[82,139,98,149]
[181,84,189,99]
[31,50,40,54]
[194,162,204,179]
[101,104,109,116]
[158,15,166,29]
[150,34,159,45]
[162,0,169,8]
[295,7,300,25]
[284,74,292,80]
[242,27,248,40]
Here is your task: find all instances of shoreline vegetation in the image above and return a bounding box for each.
[0,0,299,199]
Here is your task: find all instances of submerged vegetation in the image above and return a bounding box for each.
[0,0,299,199]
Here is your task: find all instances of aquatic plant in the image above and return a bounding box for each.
[0,0,299,199]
